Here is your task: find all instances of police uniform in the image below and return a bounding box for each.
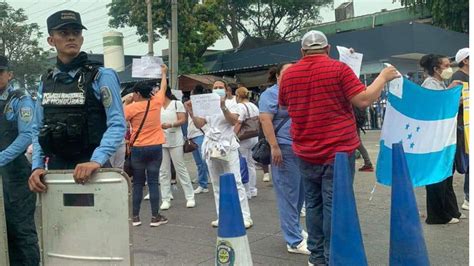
[31,11,126,170]
[0,55,40,264]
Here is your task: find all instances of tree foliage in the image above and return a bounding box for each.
[204,0,332,48]
[0,2,50,89]
[397,0,469,33]
[107,0,222,74]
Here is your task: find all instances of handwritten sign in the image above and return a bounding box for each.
[191,93,221,118]
[132,56,164,78]
[337,46,363,77]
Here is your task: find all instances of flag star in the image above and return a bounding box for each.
[410,142,415,149]
[407,133,413,140]
[405,124,410,130]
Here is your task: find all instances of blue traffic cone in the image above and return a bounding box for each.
[390,143,430,266]
[216,173,252,266]
[330,152,368,266]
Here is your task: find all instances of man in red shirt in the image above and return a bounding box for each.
[279,30,399,265]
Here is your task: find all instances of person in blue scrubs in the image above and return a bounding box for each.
[28,10,125,192]
[0,55,40,265]
[259,63,308,255]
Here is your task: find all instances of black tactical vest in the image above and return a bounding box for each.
[39,65,107,159]
[0,89,26,151]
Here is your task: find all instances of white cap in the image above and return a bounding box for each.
[301,30,328,50]
[455,48,469,64]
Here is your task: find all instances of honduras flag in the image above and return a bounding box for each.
[376,78,462,187]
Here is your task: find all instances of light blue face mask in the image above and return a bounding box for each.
[214,88,226,97]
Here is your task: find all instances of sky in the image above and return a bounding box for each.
[8,0,402,56]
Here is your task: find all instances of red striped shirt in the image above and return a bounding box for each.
[279,54,365,164]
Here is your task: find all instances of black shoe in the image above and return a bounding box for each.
[150,214,168,227]
[132,216,141,227]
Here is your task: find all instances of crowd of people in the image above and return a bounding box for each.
[0,8,469,266]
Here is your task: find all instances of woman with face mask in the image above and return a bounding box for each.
[419,54,465,224]
[184,80,253,229]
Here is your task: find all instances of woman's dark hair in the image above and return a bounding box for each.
[267,63,290,84]
[165,86,178,100]
[459,56,468,68]
[419,54,448,76]
[192,84,211,95]
[132,81,154,99]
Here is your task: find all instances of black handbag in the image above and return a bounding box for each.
[124,100,151,177]
[251,117,289,165]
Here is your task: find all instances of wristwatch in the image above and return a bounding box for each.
[221,106,228,112]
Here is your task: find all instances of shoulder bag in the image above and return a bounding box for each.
[251,117,289,165]
[237,103,260,141]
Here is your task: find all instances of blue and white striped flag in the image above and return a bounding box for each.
[376,78,462,187]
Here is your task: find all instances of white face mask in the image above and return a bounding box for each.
[214,88,226,97]
[439,67,454,80]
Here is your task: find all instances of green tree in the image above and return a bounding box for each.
[107,0,222,74]
[204,0,333,48]
[397,0,469,33]
[0,2,50,89]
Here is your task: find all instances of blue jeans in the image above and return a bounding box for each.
[464,169,469,201]
[272,144,305,247]
[131,145,163,217]
[299,154,355,265]
[191,135,209,189]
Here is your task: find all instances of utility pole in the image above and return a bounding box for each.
[170,0,178,90]
[146,0,153,56]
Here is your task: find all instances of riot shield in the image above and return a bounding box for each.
[0,176,9,266]
[38,169,133,265]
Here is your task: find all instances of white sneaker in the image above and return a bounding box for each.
[448,218,460,224]
[300,207,306,218]
[186,199,196,208]
[170,194,174,200]
[250,190,258,197]
[287,240,310,255]
[308,262,314,266]
[143,193,150,200]
[194,186,209,194]
[160,201,171,210]
[460,213,467,219]
[462,200,469,211]
[211,220,219,227]
[244,219,253,229]
[263,173,270,182]
[302,230,308,240]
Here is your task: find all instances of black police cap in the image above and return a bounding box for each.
[0,56,9,70]
[47,10,87,31]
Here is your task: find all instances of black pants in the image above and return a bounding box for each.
[425,176,461,224]
[1,155,40,265]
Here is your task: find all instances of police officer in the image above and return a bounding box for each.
[0,56,40,264]
[28,10,126,192]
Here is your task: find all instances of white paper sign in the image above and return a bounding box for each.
[384,63,403,98]
[191,93,221,118]
[132,56,164,78]
[337,46,363,77]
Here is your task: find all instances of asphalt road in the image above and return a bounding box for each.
[130,130,469,266]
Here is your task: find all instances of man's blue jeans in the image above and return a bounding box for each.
[191,135,209,189]
[299,154,355,265]
[131,145,163,217]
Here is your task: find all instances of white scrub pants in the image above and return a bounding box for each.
[238,137,258,197]
[160,145,195,202]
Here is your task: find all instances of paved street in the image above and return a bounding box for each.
[130,130,468,265]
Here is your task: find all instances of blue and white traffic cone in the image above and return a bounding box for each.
[389,143,430,266]
[329,152,368,266]
[216,173,253,266]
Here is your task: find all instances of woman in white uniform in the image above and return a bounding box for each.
[234,87,260,199]
[159,87,196,210]
[185,80,253,229]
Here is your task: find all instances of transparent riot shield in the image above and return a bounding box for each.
[0,176,9,266]
[38,169,133,265]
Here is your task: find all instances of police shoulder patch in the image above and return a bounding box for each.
[100,86,112,108]
[20,107,33,123]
